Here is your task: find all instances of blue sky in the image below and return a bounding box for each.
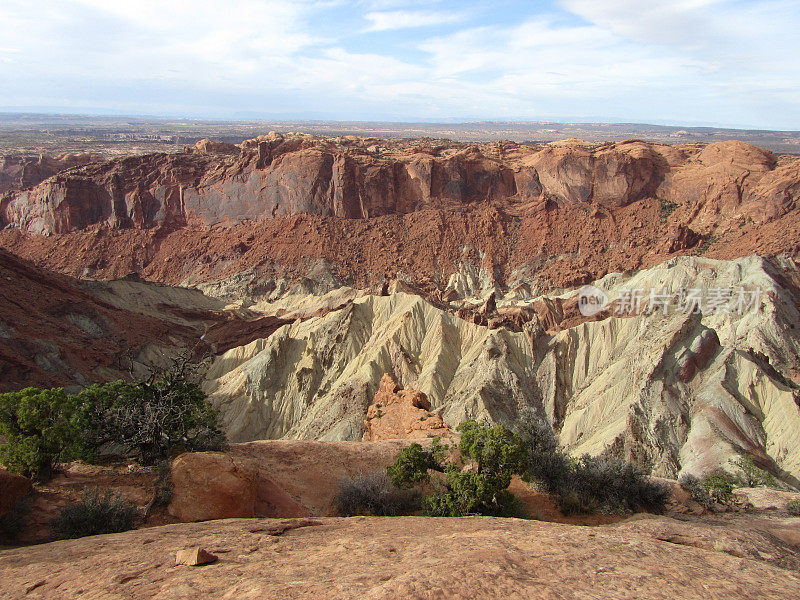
[1,0,799,129]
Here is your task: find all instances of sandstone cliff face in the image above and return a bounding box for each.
[3,136,797,243]
[1,152,214,233]
[0,153,97,195]
[0,136,518,234]
[523,140,668,207]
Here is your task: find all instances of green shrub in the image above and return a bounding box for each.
[51,488,139,539]
[425,421,527,517]
[787,498,800,516]
[516,412,667,516]
[142,460,175,519]
[732,455,776,488]
[702,470,738,502]
[516,415,572,491]
[386,422,528,517]
[422,466,521,517]
[151,481,174,507]
[0,387,90,480]
[694,456,776,506]
[659,198,678,219]
[387,441,447,489]
[458,420,528,477]
[387,417,670,518]
[678,473,714,509]
[696,234,718,254]
[0,369,226,479]
[554,455,668,515]
[334,472,419,516]
[83,377,226,464]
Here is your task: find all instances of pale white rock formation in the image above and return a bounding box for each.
[204,292,537,443]
[540,255,800,483]
[203,255,800,486]
[444,256,497,301]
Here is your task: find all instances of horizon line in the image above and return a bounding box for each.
[1,110,799,135]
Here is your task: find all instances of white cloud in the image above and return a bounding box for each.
[0,0,332,86]
[418,17,704,95]
[363,10,463,32]
[0,0,798,127]
[555,0,800,116]
[558,0,729,46]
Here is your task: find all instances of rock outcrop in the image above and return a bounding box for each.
[168,450,312,522]
[174,547,218,567]
[362,374,452,441]
[0,153,97,195]
[523,140,668,207]
[168,452,259,522]
[187,139,239,155]
[732,487,800,511]
[0,468,31,519]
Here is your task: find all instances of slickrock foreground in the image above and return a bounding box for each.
[2,515,799,599]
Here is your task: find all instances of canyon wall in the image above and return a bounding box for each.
[3,136,798,241]
[3,135,800,486]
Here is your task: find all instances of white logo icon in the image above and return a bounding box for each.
[577,285,608,317]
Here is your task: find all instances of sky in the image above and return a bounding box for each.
[1,0,799,129]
